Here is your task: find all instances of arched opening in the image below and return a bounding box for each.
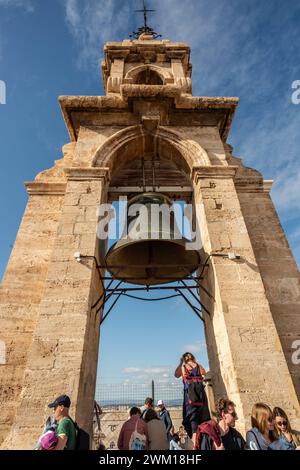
[135,68,164,85]
[92,131,213,449]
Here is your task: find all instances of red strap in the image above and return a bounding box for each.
[184,364,203,382]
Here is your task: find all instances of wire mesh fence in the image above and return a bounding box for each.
[95,380,184,410]
[93,379,215,450]
[93,381,186,450]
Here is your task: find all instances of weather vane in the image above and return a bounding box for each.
[130,0,162,39]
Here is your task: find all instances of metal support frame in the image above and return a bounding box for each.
[78,255,214,326]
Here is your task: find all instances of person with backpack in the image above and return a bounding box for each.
[48,394,77,450]
[174,352,210,449]
[117,407,148,450]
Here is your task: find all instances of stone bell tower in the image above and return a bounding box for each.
[0,25,299,449]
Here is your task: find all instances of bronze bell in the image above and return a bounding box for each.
[104,193,201,285]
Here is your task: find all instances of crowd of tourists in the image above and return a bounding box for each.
[36,351,300,451]
[115,396,300,451]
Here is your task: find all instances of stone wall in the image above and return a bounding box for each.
[238,189,300,402]
[193,168,300,433]
[0,193,64,446]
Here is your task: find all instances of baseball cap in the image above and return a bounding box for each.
[48,394,71,408]
[157,400,164,406]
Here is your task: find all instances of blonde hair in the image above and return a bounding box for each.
[251,403,275,440]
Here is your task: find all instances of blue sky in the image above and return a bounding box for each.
[0,0,299,392]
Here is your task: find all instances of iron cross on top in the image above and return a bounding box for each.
[135,0,155,30]
[131,1,161,39]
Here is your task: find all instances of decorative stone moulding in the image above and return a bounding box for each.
[120,84,182,101]
[175,77,192,93]
[63,167,111,182]
[25,182,67,196]
[234,178,274,193]
[58,95,238,143]
[192,165,239,183]
[106,76,123,93]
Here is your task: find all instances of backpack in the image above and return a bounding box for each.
[129,419,147,450]
[72,421,90,450]
[35,416,58,450]
[39,430,58,450]
[184,365,205,406]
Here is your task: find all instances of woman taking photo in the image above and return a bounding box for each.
[174,352,210,448]
[273,407,300,450]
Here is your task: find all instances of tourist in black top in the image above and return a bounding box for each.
[216,398,246,450]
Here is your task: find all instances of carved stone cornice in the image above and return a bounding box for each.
[176,96,238,141]
[59,95,128,141]
[25,182,67,196]
[59,94,238,143]
[192,165,239,183]
[235,178,274,193]
[63,167,111,182]
[120,84,181,101]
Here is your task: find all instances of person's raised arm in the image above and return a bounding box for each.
[174,358,184,378]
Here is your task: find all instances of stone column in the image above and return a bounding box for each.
[171,59,191,93]
[0,183,65,446]
[1,168,109,450]
[237,183,300,402]
[107,59,124,93]
[193,166,300,433]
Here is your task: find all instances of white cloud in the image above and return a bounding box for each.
[122,367,142,374]
[182,340,206,355]
[65,0,80,29]
[64,0,131,69]
[234,99,300,221]
[290,225,300,241]
[123,366,171,376]
[272,166,300,215]
[0,0,34,12]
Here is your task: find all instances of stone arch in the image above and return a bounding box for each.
[124,65,174,85]
[92,125,210,177]
[135,69,163,85]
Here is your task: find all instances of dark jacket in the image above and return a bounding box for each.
[195,420,222,450]
[158,409,173,435]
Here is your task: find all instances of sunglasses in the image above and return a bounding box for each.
[227,411,237,418]
[276,420,287,427]
[267,417,274,424]
[53,404,63,410]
